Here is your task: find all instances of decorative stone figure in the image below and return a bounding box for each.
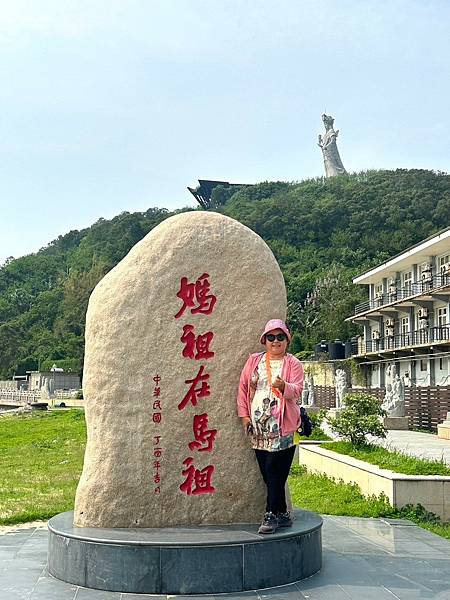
[334,368,347,408]
[40,377,50,400]
[382,374,405,417]
[302,375,315,406]
[74,211,287,528]
[318,114,347,177]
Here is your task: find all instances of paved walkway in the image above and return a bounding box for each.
[368,430,450,465]
[2,516,450,599]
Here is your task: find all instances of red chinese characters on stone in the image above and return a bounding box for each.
[152,412,162,423]
[188,413,217,453]
[179,457,216,496]
[178,365,210,411]
[180,325,215,360]
[174,273,217,319]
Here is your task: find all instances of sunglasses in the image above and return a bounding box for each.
[266,333,287,342]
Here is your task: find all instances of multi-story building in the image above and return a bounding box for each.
[347,226,450,389]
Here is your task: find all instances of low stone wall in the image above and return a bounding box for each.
[299,444,450,521]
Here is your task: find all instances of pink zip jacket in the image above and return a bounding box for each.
[236,352,304,436]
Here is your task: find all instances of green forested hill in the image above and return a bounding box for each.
[1,169,449,378]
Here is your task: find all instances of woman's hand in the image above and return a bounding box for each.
[272,376,285,393]
[241,417,253,435]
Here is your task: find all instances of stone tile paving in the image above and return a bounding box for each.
[1,515,450,599]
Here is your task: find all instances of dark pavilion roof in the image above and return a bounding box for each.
[187,179,249,210]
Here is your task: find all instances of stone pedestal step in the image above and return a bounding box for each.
[383,416,409,430]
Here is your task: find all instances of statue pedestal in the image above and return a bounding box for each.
[48,510,322,595]
[383,416,409,430]
[438,413,450,440]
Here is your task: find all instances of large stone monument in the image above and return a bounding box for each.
[49,211,323,594]
[318,113,347,177]
[74,211,284,528]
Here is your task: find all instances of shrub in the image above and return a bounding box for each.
[309,409,327,429]
[327,392,387,446]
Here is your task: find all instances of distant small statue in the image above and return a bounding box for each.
[302,375,315,406]
[334,368,348,408]
[382,374,405,417]
[40,377,50,400]
[318,114,347,177]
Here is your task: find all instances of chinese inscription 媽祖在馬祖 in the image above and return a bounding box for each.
[175,273,218,496]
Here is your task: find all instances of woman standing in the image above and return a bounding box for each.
[237,319,304,534]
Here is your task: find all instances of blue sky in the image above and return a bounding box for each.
[1,0,449,264]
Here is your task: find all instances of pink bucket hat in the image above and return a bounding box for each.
[260,319,291,345]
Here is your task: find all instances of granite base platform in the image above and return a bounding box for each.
[48,509,322,595]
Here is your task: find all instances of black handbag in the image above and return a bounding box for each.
[298,406,313,437]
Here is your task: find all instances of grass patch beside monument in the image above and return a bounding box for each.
[0,410,86,525]
[325,441,450,476]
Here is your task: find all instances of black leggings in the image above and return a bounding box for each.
[255,445,296,514]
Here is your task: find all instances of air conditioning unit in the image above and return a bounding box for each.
[372,330,380,340]
[421,264,432,280]
[418,308,429,319]
[440,262,450,275]
[385,318,395,327]
[374,290,383,299]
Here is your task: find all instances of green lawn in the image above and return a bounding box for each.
[0,410,86,525]
[325,441,450,476]
[1,411,450,542]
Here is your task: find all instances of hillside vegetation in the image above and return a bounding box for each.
[0,169,449,378]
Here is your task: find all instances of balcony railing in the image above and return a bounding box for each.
[355,326,450,355]
[354,273,450,316]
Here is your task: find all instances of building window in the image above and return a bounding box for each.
[420,359,427,371]
[401,317,409,334]
[403,271,412,293]
[438,254,450,269]
[374,283,383,305]
[437,307,448,327]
